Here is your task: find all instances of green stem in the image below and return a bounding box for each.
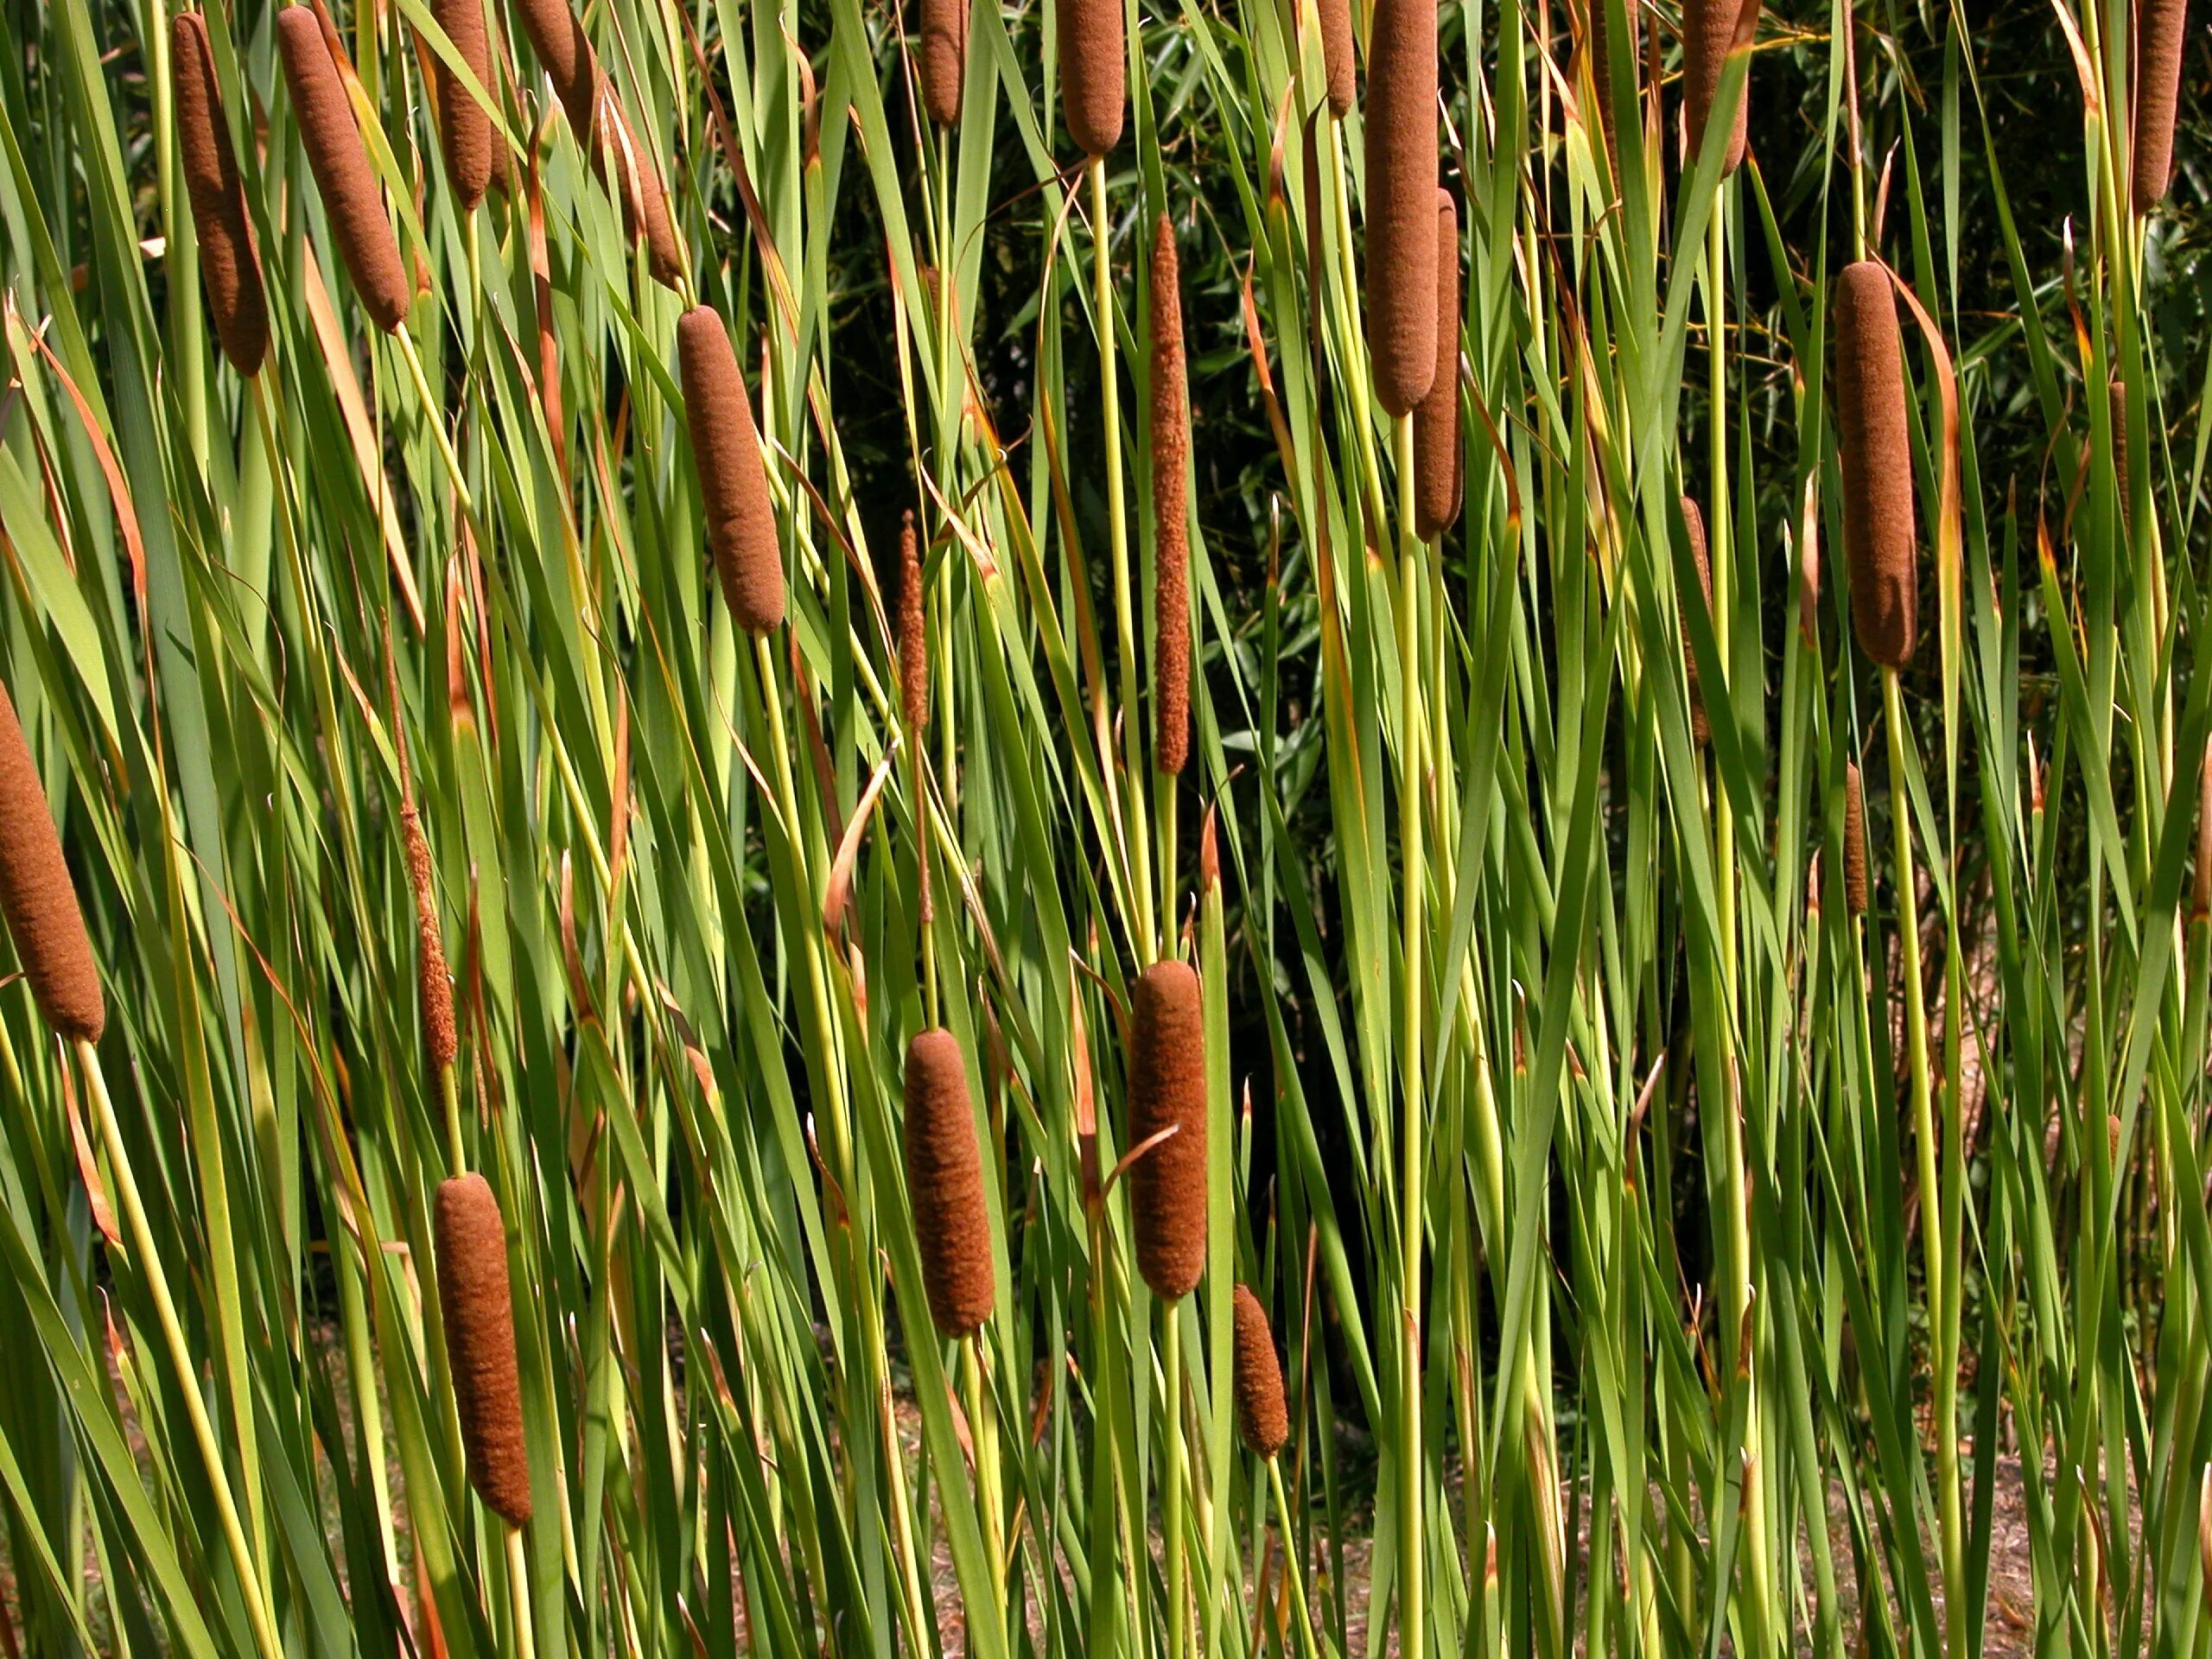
[1163,1300,1188,1659]
[505,1522,536,1659]
[1394,410,1425,1659]
[1267,1456,1319,1659]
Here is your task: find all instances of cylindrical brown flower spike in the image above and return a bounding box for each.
[2109,379,2132,531]
[903,1029,996,1337]
[1128,959,1207,1301]
[513,0,600,143]
[434,1173,533,1526]
[2133,0,2190,215]
[920,0,967,125]
[596,97,683,290]
[677,307,785,633]
[1318,0,1355,118]
[1586,0,1639,170]
[172,13,269,376]
[1151,214,1192,776]
[1058,0,1124,156]
[899,512,929,734]
[400,802,457,1072]
[1414,190,1462,542]
[425,0,494,210]
[1681,0,1750,177]
[1231,1284,1289,1459]
[1679,495,1713,745]
[1843,760,1868,917]
[1363,0,1439,417]
[0,683,102,1044]
[1833,260,1916,669]
[277,8,411,334]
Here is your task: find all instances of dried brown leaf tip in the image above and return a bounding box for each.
[677,307,785,633]
[0,682,102,1043]
[1128,959,1206,1300]
[277,7,410,334]
[435,1173,533,1526]
[1151,214,1191,776]
[172,12,269,375]
[904,1029,996,1338]
[1363,0,1439,416]
[1231,1284,1289,1458]
[1833,260,1916,669]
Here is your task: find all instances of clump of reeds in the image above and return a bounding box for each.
[1231,1284,1289,1458]
[400,802,457,1072]
[1363,0,1439,416]
[1127,959,1206,1300]
[1319,0,1355,117]
[514,0,599,142]
[1679,495,1713,745]
[1832,260,1916,669]
[434,1173,533,1526]
[1151,213,1192,775]
[1586,0,1639,169]
[920,0,967,124]
[425,0,493,210]
[277,7,410,334]
[0,683,103,1043]
[596,95,683,289]
[902,1029,995,1337]
[172,12,268,376]
[1843,760,1868,916]
[2132,0,2190,214]
[1681,0,1750,175]
[677,307,785,633]
[1413,190,1462,541]
[1058,0,1123,156]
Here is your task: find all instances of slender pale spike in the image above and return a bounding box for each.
[1833,260,1916,668]
[2132,0,2190,213]
[1231,1285,1289,1459]
[596,95,683,289]
[401,803,457,1072]
[434,1174,533,1526]
[0,683,103,1043]
[276,7,410,334]
[1127,959,1206,1300]
[920,0,967,124]
[513,0,599,142]
[902,1030,995,1337]
[1058,0,1124,156]
[1844,760,1868,917]
[1151,213,1191,776]
[1413,190,1463,541]
[425,0,493,210]
[172,12,269,375]
[677,307,785,633]
[1682,0,1751,175]
[1318,0,1355,117]
[1363,0,1439,416]
[1679,495,1713,745]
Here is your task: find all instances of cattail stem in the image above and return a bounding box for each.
[79,1041,283,1659]
[1160,1301,1189,1659]
[963,1337,1007,1622]
[1392,408,1425,1659]
[1266,1456,1320,1659]
[505,1522,537,1659]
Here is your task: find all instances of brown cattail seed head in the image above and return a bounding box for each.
[1128,959,1207,1300]
[2110,378,2132,530]
[513,0,599,142]
[677,307,785,633]
[1586,0,1640,169]
[1843,760,1868,916]
[920,0,967,124]
[1151,214,1192,776]
[596,96,683,289]
[278,8,410,334]
[172,14,269,375]
[903,1029,996,1338]
[1318,0,1356,117]
[1231,1284,1290,1458]
[1363,0,1439,417]
[899,512,929,734]
[1058,0,1124,156]
[1413,190,1463,541]
[1833,261,1916,669]
[1681,0,1750,176]
[401,802,457,1072]
[426,0,494,210]
[1679,495,1713,745]
[0,683,102,1043]
[2133,0,2190,214]
[434,1174,532,1525]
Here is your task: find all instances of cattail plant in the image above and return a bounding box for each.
[902,1029,995,1336]
[435,1173,534,1526]
[1413,190,1462,541]
[1231,1284,1289,1458]
[1319,0,1355,117]
[514,0,600,142]
[171,12,268,376]
[1127,958,1206,1300]
[920,0,967,124]
[597,95,683,289]
[277,7,411,334]
[1058,0,1124,155]
[1363,0,1439,416]
[1151,213,1192,776]
[1833,259,1916,668]
[677,306,785,633]
[1679,495,1713,744]
[1682,0,1751,175]
[1843,760,1868,916]
[425,0,494,210]
[0,683,102,1043]
[2131,0,2190,213]
[1586,0,1639,168]
[400,802,457,1074]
